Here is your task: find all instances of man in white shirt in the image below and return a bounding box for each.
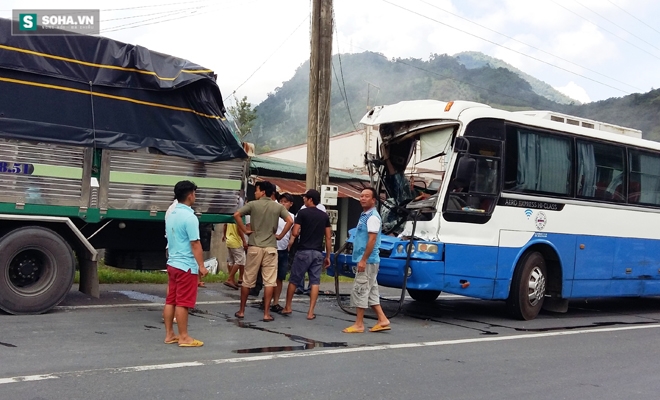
[270,193,295,313]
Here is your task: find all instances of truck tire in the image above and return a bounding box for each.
[0,227,75,314]
[506,251,546,320]
[407,289,441,303]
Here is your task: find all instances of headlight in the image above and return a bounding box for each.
[397,244,404,253]
[417,243,438,253]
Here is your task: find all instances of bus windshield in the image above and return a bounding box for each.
[377,124,455,235]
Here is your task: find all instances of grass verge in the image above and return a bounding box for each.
[75,262,352,284]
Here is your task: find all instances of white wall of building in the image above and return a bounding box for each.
[262,127,447,178]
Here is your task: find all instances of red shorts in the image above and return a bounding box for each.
[165,265,198,308]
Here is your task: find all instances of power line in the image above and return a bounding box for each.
[101,9,206,33]
[548,0,660,61]
[573,0,660,52]
[605,0,660,36]
[101,6,209,22]
[224,14,310,102]
[332,14,357,131]
[380,0,632,94]
[101,0,217,12]
[101,0,252,33]
[415,0,644,92]
[336,39,553,105]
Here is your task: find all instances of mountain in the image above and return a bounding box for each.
[249,51,659,152]
[453,51,579,105]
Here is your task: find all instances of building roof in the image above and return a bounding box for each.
[250,155,369,181]
[254,176,366,200]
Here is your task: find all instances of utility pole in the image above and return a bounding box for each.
[306,0,333,190]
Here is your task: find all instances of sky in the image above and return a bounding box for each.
[2,0,660,107]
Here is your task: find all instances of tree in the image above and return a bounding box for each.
[227,96,257,138]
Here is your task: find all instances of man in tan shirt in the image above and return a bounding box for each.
[233,181,293,322]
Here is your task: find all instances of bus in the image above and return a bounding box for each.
[332,99,659,320]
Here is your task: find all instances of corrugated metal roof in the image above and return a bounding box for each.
[254,176,366,200]
[250,155,369,181]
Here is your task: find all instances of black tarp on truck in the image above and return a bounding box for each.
[0,17,246,162]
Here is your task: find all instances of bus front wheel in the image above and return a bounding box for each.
[407,289,441,303]
[507,251,546,320]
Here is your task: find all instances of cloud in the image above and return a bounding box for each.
[554,81,591,103]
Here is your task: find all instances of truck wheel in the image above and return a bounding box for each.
[0,227,75,314]
[506,251,546,320]
[407,289,441,303]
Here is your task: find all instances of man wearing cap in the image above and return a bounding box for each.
[281,189,332,320]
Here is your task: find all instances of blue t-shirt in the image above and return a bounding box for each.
[166,203,200,274]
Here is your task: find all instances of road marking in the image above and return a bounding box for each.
[54,298,308,310]
[2,323,659,385]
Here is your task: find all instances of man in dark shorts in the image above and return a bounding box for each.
[163,181,208,347]
[233,181,293,322]
[270,192,294,313]
[282,189,331,320]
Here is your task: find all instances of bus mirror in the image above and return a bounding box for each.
[454,136,470,153]
[455,156,476,184]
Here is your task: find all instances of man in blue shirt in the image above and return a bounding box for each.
[343,188,391,333]
[163,181,208,347]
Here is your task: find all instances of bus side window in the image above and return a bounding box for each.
[629,150,660,206]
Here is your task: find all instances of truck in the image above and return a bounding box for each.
[0,18,248,314]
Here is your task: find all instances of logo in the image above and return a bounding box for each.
[524,209,533,219]
[12,9,100,35]
[18,13,37,30]
[535,211,547,231]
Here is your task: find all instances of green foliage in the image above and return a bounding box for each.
[227,96,257,138]
[252,51,660,152]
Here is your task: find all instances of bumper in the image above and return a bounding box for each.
[329,253,445,292]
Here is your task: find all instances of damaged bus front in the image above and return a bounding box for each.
[331,100,501,303]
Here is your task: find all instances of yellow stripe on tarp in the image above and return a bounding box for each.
[0,76,222,120]
[0,44,212,81]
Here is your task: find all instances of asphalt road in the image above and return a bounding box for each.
[2,283,660,400]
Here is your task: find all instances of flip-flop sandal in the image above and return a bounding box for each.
[369,325,391,332]
[179,339,204,347]
[280,311,292,316]
[263,316,275,322]
[223,281,239,290]
[270,304,284,313]
[307,314,316,320]
[342,326,364,333]
[234,312,244,319]
[164,337,179,344]
[198,282,206,288]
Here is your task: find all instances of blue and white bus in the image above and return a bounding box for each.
[332,100,660,320]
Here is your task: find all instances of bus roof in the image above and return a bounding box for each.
[361,99,657,152]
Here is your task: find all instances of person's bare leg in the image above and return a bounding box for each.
[263,286,274,320]
[236,286,249,317]
[371,305,390,327]
[163,304,177,342]
[175,306,193,344]
[162,286,170,320]
[282,282,296,313]
[226,264,240,285]
[238,265,244,282]
[346,308,365,331]
[307,284,319,319]
[272,279,283,307]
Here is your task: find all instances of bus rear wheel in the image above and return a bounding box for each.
[0,227,75,315]
[507,251,546,320]
[407,289,441,303]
